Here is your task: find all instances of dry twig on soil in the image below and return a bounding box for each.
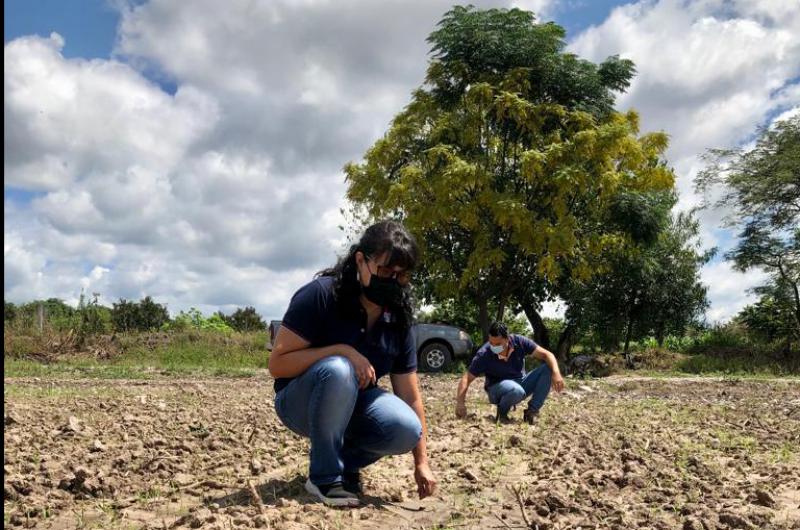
[247,414,259,444]
[247,480,267,516]
[494,512,514,529]
[508,484,532,529]
[550,440,563,467]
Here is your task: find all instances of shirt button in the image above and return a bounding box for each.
[360,328,365,333]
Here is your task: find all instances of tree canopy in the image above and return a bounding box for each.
[574,199,711,359]
[345,5,674,340]
[697,115,800,339]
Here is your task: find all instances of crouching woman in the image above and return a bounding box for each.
[268,220,437,506]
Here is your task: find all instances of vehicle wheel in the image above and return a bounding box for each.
[418,342,452,372]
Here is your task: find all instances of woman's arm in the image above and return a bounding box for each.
[268,326,375,387]
[391,372,437,499]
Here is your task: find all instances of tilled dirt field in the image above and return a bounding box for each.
[4,373,800,529]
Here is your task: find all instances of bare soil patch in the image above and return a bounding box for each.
[4,374,799,529]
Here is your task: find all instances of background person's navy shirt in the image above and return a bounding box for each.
[468,334,538,389]
[274,276,417,392]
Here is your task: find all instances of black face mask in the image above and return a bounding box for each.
[362,274,404,307]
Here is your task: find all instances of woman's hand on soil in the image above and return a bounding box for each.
[414,462,437,499]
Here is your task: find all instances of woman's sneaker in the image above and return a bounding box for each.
[342,471,362,496]
[305,479,360,507]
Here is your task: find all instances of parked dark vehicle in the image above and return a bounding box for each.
[268,320,473,372]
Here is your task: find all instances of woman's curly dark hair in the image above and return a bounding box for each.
[317,220,418,330]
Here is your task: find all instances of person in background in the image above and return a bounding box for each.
[269,220,437,507]
[455,321,565,424]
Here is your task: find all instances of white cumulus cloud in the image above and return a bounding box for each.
[4,0,798,324]
[569,0,800,320]
[5,1,534,319]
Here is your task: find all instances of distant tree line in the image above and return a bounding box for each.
[4,296,267,335]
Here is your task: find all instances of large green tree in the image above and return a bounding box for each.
[639,213,711,347]
[546,189,684,357]
[345,6,675,342]
[572,202,711,363]
[697,115,800,338]
[736,280,799,349]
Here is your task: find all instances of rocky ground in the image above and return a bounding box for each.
[4,373,800,529]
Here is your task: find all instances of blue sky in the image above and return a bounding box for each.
[3,0,632,61]
[4,0,120,59]
[4,0,117,207]
[552,0,635,35]
[4,0,799,322]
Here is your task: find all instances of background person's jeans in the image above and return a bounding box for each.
[274,356,422,486]
[486,364,552,415]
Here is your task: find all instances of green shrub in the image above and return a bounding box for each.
[111,297,169,332]
[75,293,112,335]
[4,301,17,322]
[163,308,234,335]
[445,360,467,374]
[218,306,266,332]
[12,298,78,332]
[689,323,750,352]
[736,293,799,344]
[202,313,234,334]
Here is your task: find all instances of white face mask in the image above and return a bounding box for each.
[490,343,505,354]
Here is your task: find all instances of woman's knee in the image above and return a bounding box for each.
[385,414,422,455]
[313,356,357,388]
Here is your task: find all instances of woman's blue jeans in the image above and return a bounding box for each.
[274,356,422,486]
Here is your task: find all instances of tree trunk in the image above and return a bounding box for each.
[655,321,666,348]
[494,257,516,323]
[623,318,634,357]
[477,298,490,343]
[776,263,800,338]
[520,300,551,349]
[790,279,800,337]
[556,323,577,363]
[623,288,638,368]
[495,294,507,324]
[37,303,45,334]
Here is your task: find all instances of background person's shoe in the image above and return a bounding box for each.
[305,479,360,507]
[342,470,362,496]
[495,409,513,424]
[523,409,539,425]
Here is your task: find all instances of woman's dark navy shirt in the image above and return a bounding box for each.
[274,276,417,392]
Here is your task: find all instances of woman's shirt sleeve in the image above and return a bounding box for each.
[281,280,329,344]
[390,328,418,374]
